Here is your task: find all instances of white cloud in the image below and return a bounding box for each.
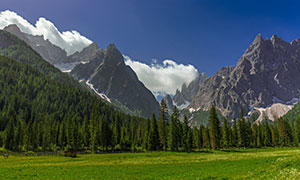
[124,55,199,96]
[0,10,92,55]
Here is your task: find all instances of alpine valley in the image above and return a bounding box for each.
[2,21,300,126]
[3,3,300,179]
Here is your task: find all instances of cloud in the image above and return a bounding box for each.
[0,10,92,55]
[124,55,199,96]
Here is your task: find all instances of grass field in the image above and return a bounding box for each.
[1,148,300,179]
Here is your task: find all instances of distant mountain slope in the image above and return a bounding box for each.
[162,94,174,114]
[0,55,114,131]
[0,30,81,88]
[189,34,300,118]
[71,44,160,117]
[173,71,207,108]
[3,24,70,64]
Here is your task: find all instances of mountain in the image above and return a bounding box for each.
[71,44,160,117]
[68,42,100,63]
[189,34,300,119]
[0,29,82,88]
[3,24,69,64]
[162,94,174,114]
[255,103,294,123]
[173,71,207,109]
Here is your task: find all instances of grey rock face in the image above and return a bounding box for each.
[68,42,100,63]
[162,94,174,114]
[189,34,300,118]
[173,71,207,107]
[71,44,160,118]
[3,24,69,64]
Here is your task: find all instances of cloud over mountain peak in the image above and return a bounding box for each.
[0,10,92,55]
[124,55,199,96]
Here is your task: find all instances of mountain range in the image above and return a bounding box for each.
[2,24,159,118]
[188,34,300,119]
[2,22,300,124]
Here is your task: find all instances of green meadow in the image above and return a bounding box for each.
[1,148,300,180]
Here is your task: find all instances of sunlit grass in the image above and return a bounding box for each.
[0,148,300,179]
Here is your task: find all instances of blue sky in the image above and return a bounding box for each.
[2,0,300,75]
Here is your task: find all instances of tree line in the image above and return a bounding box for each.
[0,55,300,152]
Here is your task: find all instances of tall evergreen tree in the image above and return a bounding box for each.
[158,100,168,151]
[294,118,300,146]
[263,120,272,147]
[208,106,221,150]
[203,126,210,149]
[222,117,231,148]
[143,118,151,150]
[113,114,121,147]
[232,118,238,147]
[4,117,15,150]
[182,115,191,151]
[168,107,180,151]
[148,114,160,151]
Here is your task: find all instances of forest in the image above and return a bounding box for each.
[1,54,300,153]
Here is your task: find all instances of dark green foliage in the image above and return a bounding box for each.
[0,30,83,89]
[158,100,168,151]
[208,106,221,150]
[203,126,210,149]
[148,114,160,151]
[222,117,231,148]
[232,119,238,147]
[168,107,181,151]
[0,55,146,151]
[182,115,193,152]
[2,36,300,152]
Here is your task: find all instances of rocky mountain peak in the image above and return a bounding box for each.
[68,42,100,63]
[71,44,159,117]
[270,34,286,46]
[173,71,207,108]
[103,43,124,67]
[3,24,30,44]
[252,33,264,45]
[3,24,69,64]
[4,24,21,33]
[189,34,300,118]
[162,94,174,114]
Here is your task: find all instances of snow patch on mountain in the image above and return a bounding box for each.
[86,80,111,103]
[254,103,294,123]
[54,62,79,73]
[174,100,190,110]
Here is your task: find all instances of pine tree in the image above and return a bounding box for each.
[81,115,90,148]
[143,118,150,150]
[203,127,210,149]
[187,128,193,152]
[222,117,231,148]
[4,117,15,150]
[113,114,121,147]
[232,119,238,147]
[42,115,51,151]
[148,114,160,151]
[208,106,221,150]
[58,121,66,149]
[245,118,252,147]
[168,107,180,151]
[294,118,300,146]
[263,120,272,147]
[271,124,279,147]
[158,100,168,151]
[182,115,190,151]
[251,123,258,148]
[32,120,39,151]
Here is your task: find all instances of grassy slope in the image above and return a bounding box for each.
[1,148,300,179]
